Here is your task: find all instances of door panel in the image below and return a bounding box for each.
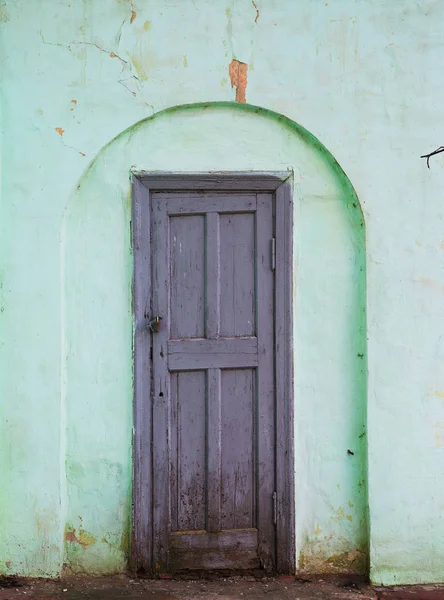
[150,190,276,572]
[220,368,255,530]
[219,213,256,337]
[170,371,206,532]
[169,215,205,339]
[169,529,259,571]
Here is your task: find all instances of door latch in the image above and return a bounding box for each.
[146,315,162,333]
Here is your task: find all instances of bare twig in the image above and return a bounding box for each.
[421,146,444,169]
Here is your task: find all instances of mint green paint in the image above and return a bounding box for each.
[1,0,439,586]
[1,87,367,576]
[64,103,366,578]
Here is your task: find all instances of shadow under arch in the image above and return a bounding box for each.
[61,101,368,576]
[70,101,361,213]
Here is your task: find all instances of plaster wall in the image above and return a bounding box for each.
[0,0,442,585]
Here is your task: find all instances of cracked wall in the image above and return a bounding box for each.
[1,0,444,586]
[60,102,366,577]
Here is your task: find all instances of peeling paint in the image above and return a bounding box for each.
[0,0,8,23]
[331,506,346,521]
[434,422,444,447]
[228,59,248,103]
[65,526,97,550]
[427,388,444,398]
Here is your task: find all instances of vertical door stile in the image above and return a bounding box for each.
[206,209,222,533]
[205,210,220,340]
[274,180,294,573]
[170,372,179,533]
[139,183,292,574]
[255,192,276,568]
[151,197,171,570]
[207,367,222,532]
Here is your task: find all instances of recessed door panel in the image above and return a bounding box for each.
[142,187,279,572]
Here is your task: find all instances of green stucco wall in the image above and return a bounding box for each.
[62,102,367,576]
[0,0,440,586]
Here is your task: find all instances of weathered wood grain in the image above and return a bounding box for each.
[168,337,258,370]
[133,173,294,575]
[169,529,259,571]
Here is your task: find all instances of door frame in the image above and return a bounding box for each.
[131,172,295,574]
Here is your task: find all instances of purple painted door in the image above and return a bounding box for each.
[151,191,276,572]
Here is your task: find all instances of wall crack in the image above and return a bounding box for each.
[39,31,153,110]
[252,1,260,24]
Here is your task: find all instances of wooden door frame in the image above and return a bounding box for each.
[131,172,295,575]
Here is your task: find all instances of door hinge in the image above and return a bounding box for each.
[272,491,277,525]
[271,238,276,271]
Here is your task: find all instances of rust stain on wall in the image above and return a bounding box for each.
[229,59,248,103]
[65,530,78,544]
[130,10,137,23]
[65,526,96,550]
[55,127,65,136]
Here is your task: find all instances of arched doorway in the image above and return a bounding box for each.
[61,102,367,576]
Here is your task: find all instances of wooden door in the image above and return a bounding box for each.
[133,175,294,575]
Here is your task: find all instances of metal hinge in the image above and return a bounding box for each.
[272,491,277,525]
[271,238,276,271]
